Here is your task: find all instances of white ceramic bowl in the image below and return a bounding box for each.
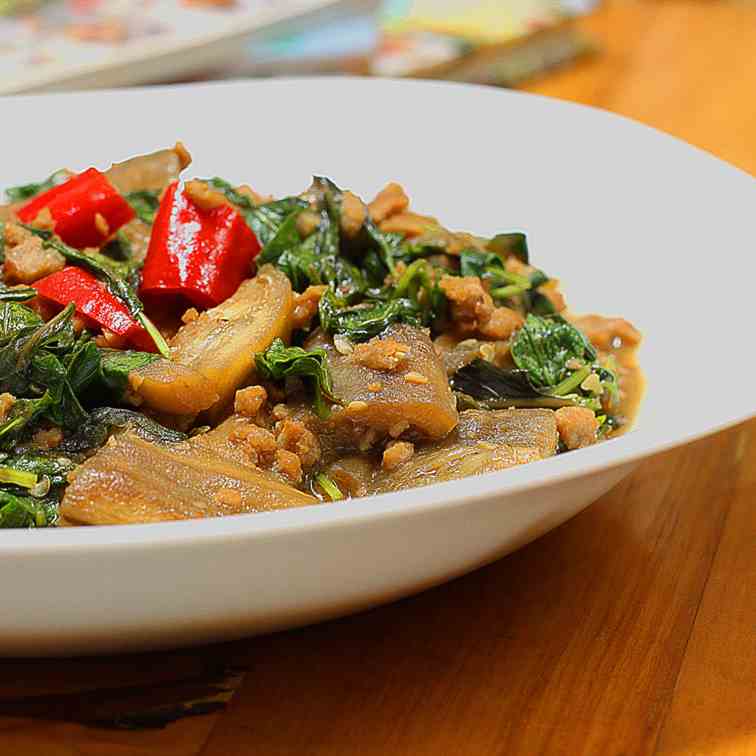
[1,79,754,656]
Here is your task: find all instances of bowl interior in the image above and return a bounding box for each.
[1,78,754,541]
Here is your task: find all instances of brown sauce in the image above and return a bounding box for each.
[606,345,645,437]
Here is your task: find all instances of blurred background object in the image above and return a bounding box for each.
[370,0,596,84]
[0,0,597,94]
[0,0,381,94]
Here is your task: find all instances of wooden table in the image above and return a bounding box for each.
[3,2,755,754]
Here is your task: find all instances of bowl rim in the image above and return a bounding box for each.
[0,76,754,552]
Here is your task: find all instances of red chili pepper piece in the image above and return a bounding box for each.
[139,181,261,308]
[33,266,156,352]
[17,168,135,249]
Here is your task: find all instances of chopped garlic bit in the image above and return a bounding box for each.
[479,343,495,362]
[333,334,354,355]
[404,371,428,385]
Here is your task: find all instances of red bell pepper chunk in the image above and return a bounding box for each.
[139,181,261,308]
[33,266,156,352]
[17,168,135,249]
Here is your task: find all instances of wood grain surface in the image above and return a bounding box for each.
[2,1,755,754]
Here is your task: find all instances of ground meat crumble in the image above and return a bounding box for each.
[570,315,642,351]
[382,440,415,471]
[275,418,320,470]
[351,337,409,371]
[440,275,523,340]
[291,285,328,331]
[555,407,599,450]
[3,222,65,284]
[367,182,410,224]
[0,393,15,423]
[183,180,228,211]
[340,191,367,238]
[274,448,303,483]
[230,424,278,466]
[33,427,64,449]
[234,386,268,418]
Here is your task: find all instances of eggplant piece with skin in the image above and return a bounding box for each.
[105,144,190,195]
[310,323,458,441]
[129,265,294,418]
[105,144,191,262]
[371,409,558,493]
[61,416,316,525]
[128,360,219,416]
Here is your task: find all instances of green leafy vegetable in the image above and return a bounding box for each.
[0,304,89,443]
[314,472,343,501]
[363,219,447,280]
[255,338,337,419]
[4,169,70,203]
[0,301,42,336]
[0,300,170,455]
[451,359,576,410]
[0,448,80,528]
[253,177,452,340]
[0,491,56,528]
[258,179,367,302]
[1,451,77,489]
[363,220,403,277]
[64,339,101,395]
[0,283,36,302]
[459,248,530,295]
[96,349,160,397]
[101,230,135,263]
[125,190,160,225]
[0,465,37,489]
[60,407,187,454]
[266,226,365,299]
[318,289,422,343]
[257,208,304,267]
[51,341,160,406]
[511,314,597,388]
[205,177,307,246]
[458,248,555,313]
[487,232,529,265]
[510,314,618,411]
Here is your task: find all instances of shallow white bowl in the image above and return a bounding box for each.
[1,78,754,656]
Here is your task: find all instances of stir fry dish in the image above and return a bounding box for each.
[0,145,643,527]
